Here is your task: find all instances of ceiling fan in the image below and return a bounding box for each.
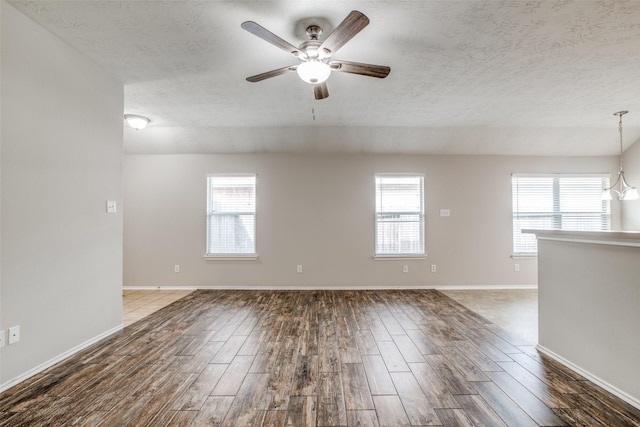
[241,10,391,100]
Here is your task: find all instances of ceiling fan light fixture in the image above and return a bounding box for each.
[242,11,388,99]
[296,60,331,84]
[124,114,150,130]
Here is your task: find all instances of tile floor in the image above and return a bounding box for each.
[17,289,640,427]
[122,289,195,326]
[122,288,538,345]
[441,288,538,343]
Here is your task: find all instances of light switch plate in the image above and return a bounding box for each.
[440,209,451,217]
[106,200,117,213]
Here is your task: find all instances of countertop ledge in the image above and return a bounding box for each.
[522,229,640,247]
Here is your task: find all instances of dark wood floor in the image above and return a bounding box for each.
[1,290,639,426]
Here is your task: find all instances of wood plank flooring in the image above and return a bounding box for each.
[1,290,639,426]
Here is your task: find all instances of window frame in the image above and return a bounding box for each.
[374,173,426,258]
[205,173,258,260]
[511,173,611,256]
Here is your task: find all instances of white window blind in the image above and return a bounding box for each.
[512,174,610,254]
[206,174,256,256]
[375,174,425,256]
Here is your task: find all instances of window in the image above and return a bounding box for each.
[375,174,425,256]
[512,174,610,254]
[206,174,256,257]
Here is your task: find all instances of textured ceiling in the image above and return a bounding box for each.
[9,0,640,155]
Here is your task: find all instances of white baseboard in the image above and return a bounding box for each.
[125,285,437,291]
[123,285,200,291]
[537,345,640,410]
[435,284,538,291]
[123,284,538,291]
[195,285,439,290]
[0,324,124,394]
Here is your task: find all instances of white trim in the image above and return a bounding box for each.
[434,284,538,291]
[124,284,537,291]
[204,255,259,261]
[0,324,123,394]
[535,235,640,248]
[206,174,257,257]
[123,286,200,290]
[373,255,427,260]
[523,229,640,248]
[511,254,538,260]
[180,284,442,290]
[374,173,425,258]
[375,172,426,178]
[537,345,640,410]
[130,285,441,291]
[512,172,610,178]
[206,173,259,178]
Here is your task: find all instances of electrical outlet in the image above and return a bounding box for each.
[174,264,180,273]
[402,265,409,273]
[0,330,5,348]
[8,326,20,345]
[431,264,437,273]
[297,265,303,273]
[514,264,520,272]
[106,200,117,213]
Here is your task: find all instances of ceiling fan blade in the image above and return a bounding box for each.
[241,21,306,59]
[329,60,390,78]
[246,65,297,82]
[313,82,329,100]
[318,11,369,57]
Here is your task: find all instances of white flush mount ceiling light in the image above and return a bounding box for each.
[124,114,150,130]
[602,110,639,201]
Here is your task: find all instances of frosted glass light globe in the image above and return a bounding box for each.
[124,114,150,130]
[296,61,331,84]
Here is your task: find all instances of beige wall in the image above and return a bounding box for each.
[537,235,640,406]
[1,3,123,387]
[622,139,640,230]
[124,153,619,289]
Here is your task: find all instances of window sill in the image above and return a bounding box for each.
[511,254,537,260]
[204,254,259,261]
[373,255,427,260]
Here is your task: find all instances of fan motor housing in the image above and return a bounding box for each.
[305,25,323,40]
[298,40,324,60]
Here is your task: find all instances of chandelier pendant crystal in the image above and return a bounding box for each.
[602,111,639,201]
